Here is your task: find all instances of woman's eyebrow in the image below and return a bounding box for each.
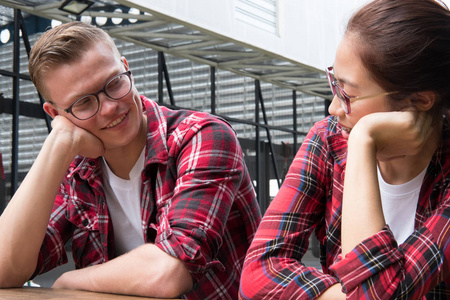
[335,74,360,89]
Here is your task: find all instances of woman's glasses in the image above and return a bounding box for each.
[326,66,396,114]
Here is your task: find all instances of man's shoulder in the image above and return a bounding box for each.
[143,95,233,132]
[157,105,234,135]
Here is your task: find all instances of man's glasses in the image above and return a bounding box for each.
[50,70,133,120]
[326,66,396,114]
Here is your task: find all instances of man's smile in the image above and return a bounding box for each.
[104,113,127,129]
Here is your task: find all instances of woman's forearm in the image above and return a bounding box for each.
[341,131,386,256]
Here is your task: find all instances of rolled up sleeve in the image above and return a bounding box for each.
[153,115,248,281]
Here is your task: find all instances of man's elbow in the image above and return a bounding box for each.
[0,261,33,288]
[0,273,27,289]
[132,244,194,298]
[144,261,193,298]
[147,269,193,298]
[148,277,193,299]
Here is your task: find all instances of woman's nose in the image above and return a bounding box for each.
[328,95,344,116]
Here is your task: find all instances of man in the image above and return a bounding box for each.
[0,21,261,299]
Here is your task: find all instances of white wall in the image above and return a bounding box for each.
[125,0,450,72]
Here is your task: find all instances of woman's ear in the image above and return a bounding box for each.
[411,91,436,112]
[43,102,59,119]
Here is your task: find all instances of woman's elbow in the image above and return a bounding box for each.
[239,263,260,299]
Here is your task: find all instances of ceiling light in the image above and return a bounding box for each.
[1,29,10,44]
[112,8,123,25]
[59,0,94,15]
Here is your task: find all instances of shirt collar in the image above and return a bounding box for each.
[326,117,348,168]
[141,95,169,166]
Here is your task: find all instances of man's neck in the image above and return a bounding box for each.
[103,118,147,180]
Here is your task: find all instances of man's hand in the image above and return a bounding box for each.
[50,115,105,159]
[52,267,97,291]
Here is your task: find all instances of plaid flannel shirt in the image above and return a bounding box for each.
[32,96,261,300]
[240,115,450,299]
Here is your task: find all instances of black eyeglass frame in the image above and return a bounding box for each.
[50,70,133,120]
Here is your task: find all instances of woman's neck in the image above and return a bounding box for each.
[378,125,441,185]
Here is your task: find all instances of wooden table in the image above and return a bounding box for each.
[0,287,183,299]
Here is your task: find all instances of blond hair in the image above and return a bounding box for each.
[29,21,120,98]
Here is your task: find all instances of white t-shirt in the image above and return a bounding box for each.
[378,167,427,245]
[101,149,146,256]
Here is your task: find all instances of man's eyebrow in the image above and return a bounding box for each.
[73,69,120,99]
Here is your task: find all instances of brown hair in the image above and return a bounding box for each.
[346,0,450,118]
[28,21,120,98]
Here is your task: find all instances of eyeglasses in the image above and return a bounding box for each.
[50,70,133,120]
[326,66,396,114]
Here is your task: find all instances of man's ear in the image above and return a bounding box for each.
[411,91,436,112]
[121,57,129,70]
[43,102,59,119]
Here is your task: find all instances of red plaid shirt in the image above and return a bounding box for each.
[33,96,261,300]
[240,115,450,299]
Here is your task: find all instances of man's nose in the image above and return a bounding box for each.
[98,93,119,115]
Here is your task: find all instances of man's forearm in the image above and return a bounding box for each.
[53,244,193,298]
[0,131,77,287]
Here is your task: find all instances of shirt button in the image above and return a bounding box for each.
[82,219,89,227]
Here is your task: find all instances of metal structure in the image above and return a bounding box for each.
[0,1,329,213]
[0,0,331,98]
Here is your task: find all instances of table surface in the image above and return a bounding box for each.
[0,287,183,299]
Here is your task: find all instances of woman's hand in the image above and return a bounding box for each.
[350,110,433,162]
[50,115,105,159]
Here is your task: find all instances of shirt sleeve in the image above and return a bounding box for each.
[330,196,450,299]
[31,185,70,279]
[153,115,255,282]
[240,120,340,299]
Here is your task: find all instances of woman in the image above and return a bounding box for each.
[240,0,450,299]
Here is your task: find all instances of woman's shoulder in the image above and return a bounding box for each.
[308,116,341,138]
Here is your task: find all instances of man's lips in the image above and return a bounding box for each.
[104,113,127,129]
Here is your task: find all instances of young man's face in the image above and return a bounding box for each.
[42,42,146,153]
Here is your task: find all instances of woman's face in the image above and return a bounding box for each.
[328,34,395,140]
